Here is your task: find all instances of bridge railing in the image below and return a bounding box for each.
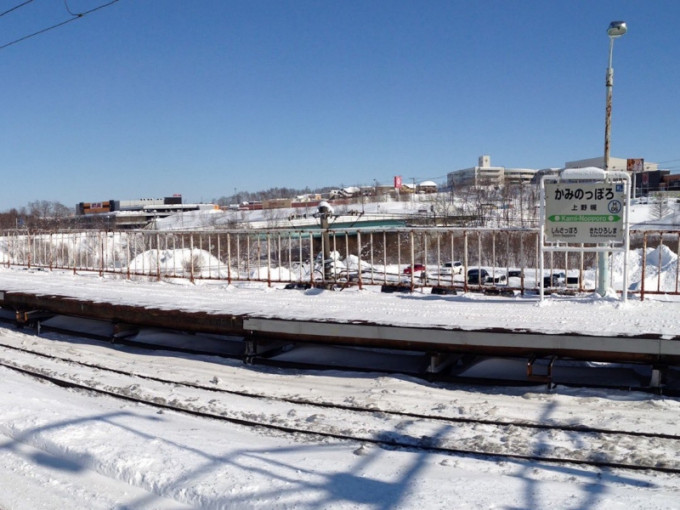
[0,227,677,299]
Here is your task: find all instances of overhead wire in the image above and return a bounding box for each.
[63,0,82,17]
[0,0,120,51]
[0,0,34,18]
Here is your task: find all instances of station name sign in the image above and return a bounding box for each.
[544,181,626,243]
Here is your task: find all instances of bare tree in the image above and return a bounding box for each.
[25,200,72,229]
[652,193,672,221]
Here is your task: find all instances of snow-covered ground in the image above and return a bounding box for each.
[0,260,679,508]
[0,200,679,509]
[1,324,679,510]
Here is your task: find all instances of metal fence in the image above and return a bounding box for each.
[0,228,678,299]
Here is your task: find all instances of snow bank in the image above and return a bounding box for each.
[128,248,228,278]
[622,244,679,292]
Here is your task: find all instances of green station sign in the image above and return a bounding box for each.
[545,181,626,244]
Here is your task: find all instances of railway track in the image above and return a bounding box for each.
[0,330,678,475]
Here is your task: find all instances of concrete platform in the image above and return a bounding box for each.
[1,287,679,365]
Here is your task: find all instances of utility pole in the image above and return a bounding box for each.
[598,20,627,296]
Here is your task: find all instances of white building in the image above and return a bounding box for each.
[447,155,537,188]
[448,155,660,190]
[504,167,537,185]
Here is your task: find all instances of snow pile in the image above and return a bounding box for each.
[128,248,228,278]
[0,231,132,269]
[646,243,678,268]
[343,254,364,272]
[616,245,679,292]
[153,208,233,230]
[249,251,349,282]
[249,265,296,281]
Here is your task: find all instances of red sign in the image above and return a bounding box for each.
[394,176,402,188]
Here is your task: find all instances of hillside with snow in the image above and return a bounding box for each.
[152,194,680,231]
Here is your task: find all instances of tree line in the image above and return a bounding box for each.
[212,186,342,206]
[0,200,73,230]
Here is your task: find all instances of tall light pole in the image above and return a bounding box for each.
[604,21,627,171]
[598,20,627,295]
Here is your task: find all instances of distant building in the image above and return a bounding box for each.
[400,182,416,193]
[416,180,438,193]
[662,174,680,192]
[447,155,537,188]
[375,185,394,195]
[448,154,668,192]
[504,167,537,185]
[636,170,670,194]
[565,156,658,172]
[565,156,665,196]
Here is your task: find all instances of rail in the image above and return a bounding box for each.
[0,227,677,299]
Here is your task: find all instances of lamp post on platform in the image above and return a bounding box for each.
[604,21,627,171]
[598,20,627,296]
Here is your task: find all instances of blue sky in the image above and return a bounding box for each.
[0,0,678,210]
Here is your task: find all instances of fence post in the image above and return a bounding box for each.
[267,232,272,287]
[676,233,680,295]
[463,230,469,292]
[308,232,314,285]
[519,232,525,294]
[640,232,647,301]
[227,233,232,285]
[357,230,362,289]
[126,234,130,280]
[189,234,195,283]
[382,231,387,286]
[99,231,104,277]
[246,235,251,282]
[657,232,664,294]
[27,231,32,269]
[72,233,77,275]
[156,233,161,281]
[409,230,415,290]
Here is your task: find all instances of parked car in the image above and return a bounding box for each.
[543,272,580,288]
[439,261,463,275]
[507,269,524,278]
[467,268,507,285]
[403,264,426,275]
[543,273,563,288]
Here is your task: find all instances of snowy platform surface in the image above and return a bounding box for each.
[0,267,679,342]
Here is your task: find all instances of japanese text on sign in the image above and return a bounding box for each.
[552,187,614,201]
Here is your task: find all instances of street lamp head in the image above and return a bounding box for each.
[607,21,627,38]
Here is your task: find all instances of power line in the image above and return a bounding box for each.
[0,0,120,51]
[63,0,82,17]
[0,0,34,18]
